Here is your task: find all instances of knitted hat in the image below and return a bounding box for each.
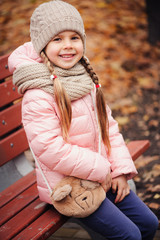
[30,0,86,55]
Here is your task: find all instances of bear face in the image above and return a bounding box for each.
[51,176,106,218]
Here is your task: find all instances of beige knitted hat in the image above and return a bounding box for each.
[30,0,86,55]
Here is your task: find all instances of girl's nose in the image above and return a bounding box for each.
[63,39,72,49]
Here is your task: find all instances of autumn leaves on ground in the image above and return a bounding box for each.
[1,0,159,220]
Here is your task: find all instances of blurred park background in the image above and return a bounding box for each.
[1,0,160,224]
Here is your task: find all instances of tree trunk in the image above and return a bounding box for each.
[145,0,160,45]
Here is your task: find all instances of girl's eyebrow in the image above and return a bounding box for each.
[55,32,79,38]
[54,34,60,38]
[71,33,79,36]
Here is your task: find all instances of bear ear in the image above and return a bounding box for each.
[51,184,72,201]
[81,179,100,189]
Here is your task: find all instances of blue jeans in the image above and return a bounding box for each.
[78,190,159,240]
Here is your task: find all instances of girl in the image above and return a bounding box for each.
[8,1,158,239]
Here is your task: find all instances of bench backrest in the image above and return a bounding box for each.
[0,54,29,167]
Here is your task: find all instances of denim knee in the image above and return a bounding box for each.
[142,212,159,239]
[125,225,141,240]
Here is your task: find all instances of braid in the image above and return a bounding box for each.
[41,51,72,141]
[41,51,54,73]
[81,56,99,85]
[81,56,111,154]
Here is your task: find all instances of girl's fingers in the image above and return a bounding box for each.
[115,188,122,203]
[118,189,126,203]
[115,187,130,203]
[112,181,117,193]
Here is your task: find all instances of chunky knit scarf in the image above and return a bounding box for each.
[13,62,94,101]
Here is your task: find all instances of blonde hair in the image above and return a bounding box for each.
[81,57,111,153]
[41,52,111,153]
[41,51,72,141]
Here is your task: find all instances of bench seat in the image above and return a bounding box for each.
[0,140,150,239]
[0,54,151,239]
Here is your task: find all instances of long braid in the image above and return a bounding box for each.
[81,56,111,154]
[41,51,72,141]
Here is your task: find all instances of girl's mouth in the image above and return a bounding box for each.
[59,54,75,59]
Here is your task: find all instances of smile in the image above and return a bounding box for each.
[59,54,75,59]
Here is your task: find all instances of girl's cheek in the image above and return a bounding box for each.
[49,48,57,56]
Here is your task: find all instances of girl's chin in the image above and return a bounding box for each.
[56,60,77,69]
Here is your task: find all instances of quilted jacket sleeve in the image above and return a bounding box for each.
[107,106,138,180]
[22,89,111,184]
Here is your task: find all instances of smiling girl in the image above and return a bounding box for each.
[8,1,158,239]
[45,31,83,69]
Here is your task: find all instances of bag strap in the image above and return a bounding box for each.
[29,145,52,194]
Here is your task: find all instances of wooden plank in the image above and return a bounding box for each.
[0,128,29,166]
[0,79,21,108]
[0,198,49,240]
[0,183,38,226]
[12,208,68,240]
[0,170,36,208]
[0,101,22,136]
[0,140,151,240]
[127,140,150,161]
[10,140,150,240]
[0,54,11,80]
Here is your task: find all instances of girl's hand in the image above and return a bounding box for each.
[112,175,130,203]
[101,172,112,192]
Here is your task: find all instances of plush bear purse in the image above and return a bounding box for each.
[30,147,106,218]
[50,176,106,218]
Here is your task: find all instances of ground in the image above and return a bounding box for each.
[1,0,159,222]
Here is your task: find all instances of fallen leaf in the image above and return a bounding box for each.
[121,105,138,114]
[153,194,160,199]
[115,116,129,126]
[137,77,156,89]
[148,203,160,210]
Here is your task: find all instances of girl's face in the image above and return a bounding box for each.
[45,31,84,69]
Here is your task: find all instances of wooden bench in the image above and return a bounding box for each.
[0,54,150,240]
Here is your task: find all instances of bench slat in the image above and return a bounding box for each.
[0,128,29,166]
[0,54,11,80]
[0,170,36,208]
[12,208,68,240]
[0,101,22,136]
[127,140,150,161]
[0,79,21,108]
[0,52,152,239]
[11,140,151,240]
[0,198,49,240]
[0,140,151,240]
[0,183,38,226]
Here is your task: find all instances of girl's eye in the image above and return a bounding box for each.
[53,37,61,42]
[72,36,80,40]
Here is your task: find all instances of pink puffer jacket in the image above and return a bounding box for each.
[8,42,137,204]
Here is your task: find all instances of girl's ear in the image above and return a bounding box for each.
[51,184,72,201]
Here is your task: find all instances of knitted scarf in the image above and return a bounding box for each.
[13,62,94,101]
